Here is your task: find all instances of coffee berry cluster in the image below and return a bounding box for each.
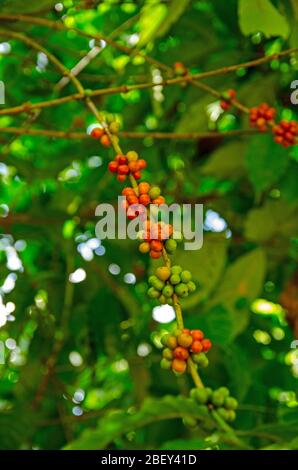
[160,328,212,374]
[220,89,237,111]
[147,265,196,301]
[139,222,179,259]
[122,183,165,220]
[108,150,147,182]
[249,103,276,132]
[273,120,298,147]
[190,386,238,422]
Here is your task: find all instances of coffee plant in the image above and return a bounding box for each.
[0,0,297,452]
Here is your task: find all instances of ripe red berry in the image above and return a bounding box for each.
[117,174,126,182]
[91,127,104,139]
[133,171,141,180]
[150,250,162,259]
[191,329,204,341]
[150,240,163,252]
[172,358,187,373]
[139,194,151,206]
[138,182,150,194]
[118,165,129,175]
[108,161,118,173]
[202,338,212,352]
[138,159,147,169]
[100,134,111,147]
[191,340,203,353]
[173,346,189,361]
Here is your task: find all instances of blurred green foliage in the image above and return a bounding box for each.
[0,0,297,451]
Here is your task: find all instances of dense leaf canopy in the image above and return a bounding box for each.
[0,0,297,451]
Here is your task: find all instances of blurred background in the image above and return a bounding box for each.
[0,0,297,450]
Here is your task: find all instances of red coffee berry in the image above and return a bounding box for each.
[191,340,203,353]
[202,338,212,352]
[173,346,189,361]
[100,134,111,147]
[91,127,104,139]
[138,182,150,194]
[108,161,118,173]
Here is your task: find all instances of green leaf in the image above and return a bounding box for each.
[202,141,246,179]
[238,0,290,39]
[174,234,228,309]
[244,200,298,242]
[175,95,212,133]
[138,2,168,47]
[157,0,190,38]
[207,248,266,337]
[245,134,289,196]
[64,396,214,450]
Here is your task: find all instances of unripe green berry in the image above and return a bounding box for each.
[161,334,171,346]
[191,352,209,368]
[190,388,198,400]
[162,348,173,360]
[148,186,161,199]
[147,287,160,299]
[175,283,189,297]
[159,294,167,304]
[226,410,236,421]
[109,121,120,134]
[224,397,238,410]
[211,391,225,407]
[150,277,165,291]
[156,266,171,281]
[160,358,172,370]
[162,285,174,298]
[194,388,209,404]
[187,281,196,293]
[171,265,182,275]
[218,387,230,399]
[180,270,192,283]
[165,239,177,253]
[170,274,181,285]
[217,407,230,421]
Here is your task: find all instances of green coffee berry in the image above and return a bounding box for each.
[180,270,192,283]
[174,283,189,297]
[187,281,196,293]
[149,186,161,199]
[192,352,209,368]
[194,388,209,404]
[218,387,230,399]
[165,239,177,253]
[109,121,120,134]
[224,397,238,410]
[211,391,225,407]
[159,294,167,304]
[160,358,172,370]
[147,287,160,299]
[171,265,182,275]
[162,348,173,360]
[170,274,181,285]
[162,285,174,297]
[217,407,230,421]
[226,410,236,421]
[161,334,170,346]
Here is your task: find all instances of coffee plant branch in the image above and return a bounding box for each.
[0,126,259,140]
